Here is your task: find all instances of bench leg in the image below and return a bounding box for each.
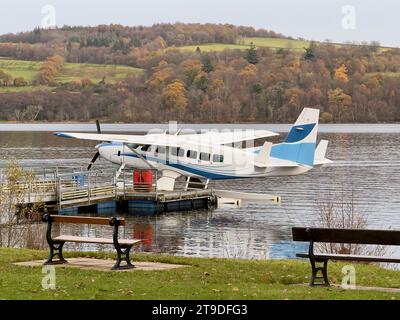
[310,259,330,286]
[44,242,68,265]
[113,246,135,270]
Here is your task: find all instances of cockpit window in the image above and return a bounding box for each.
[126,143,139,150]
[141,145,151,152]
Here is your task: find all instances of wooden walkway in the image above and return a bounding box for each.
[1,166,216,213]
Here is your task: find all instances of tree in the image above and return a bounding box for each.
[334,64,349,83]
[0,70,13,86]
[162,80,188,112]
[245,42,259,65]
[180,59,202,86]
[303,41,317,60]
[13,77,28,87]
[328,88,352,122]
[201,54,214,73]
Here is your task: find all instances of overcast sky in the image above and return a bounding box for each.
[1,0,398,47]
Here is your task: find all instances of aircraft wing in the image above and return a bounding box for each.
[182,130,279,145]
[54,132,181,148]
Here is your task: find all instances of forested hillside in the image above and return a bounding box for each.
[0,23,399,123]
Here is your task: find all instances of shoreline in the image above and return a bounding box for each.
[1,123,400,133]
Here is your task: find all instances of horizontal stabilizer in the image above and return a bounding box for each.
[314,140,333,165]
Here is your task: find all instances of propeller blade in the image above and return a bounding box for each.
[87,152,100,170]
[96,120,101,134]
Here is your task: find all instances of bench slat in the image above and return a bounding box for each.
[50,215,125,226]
[296,253,400,263]
[292,227,400,245]
[54,235,141,246]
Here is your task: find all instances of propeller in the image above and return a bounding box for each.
[87,152,100,170]
[87,120,101,170]
[95,119,101,134]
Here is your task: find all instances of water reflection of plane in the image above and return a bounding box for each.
[128,211,298,258]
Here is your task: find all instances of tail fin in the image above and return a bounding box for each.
[270,108,320,166]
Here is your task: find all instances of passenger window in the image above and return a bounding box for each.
[178,148,185,157]
[212,154,224,163]
[155,146,166,156]
[187,150,198,159]
[171,147,178,156]
[200,152,211,161]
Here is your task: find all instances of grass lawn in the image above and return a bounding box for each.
[0,248,400,300]
[0,59,143,86]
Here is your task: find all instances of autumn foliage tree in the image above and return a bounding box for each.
[162,79,188,113]
[38,55,65,85]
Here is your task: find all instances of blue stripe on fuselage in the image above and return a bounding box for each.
[120,153,237,180]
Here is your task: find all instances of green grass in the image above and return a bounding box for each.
[1,248,400,300]
[0,85,53,93]
[240,37,311,51]
[177,37,394,53]
[0,59,143,85]
[177,38,313,53]
[56,63,143,84]
[0,59,41,82]
[176,43,248,52]
[366,72,400,78]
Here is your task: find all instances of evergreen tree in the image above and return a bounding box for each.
[201,54,214,73]
[303,41,316,60]
[245,42,259,65]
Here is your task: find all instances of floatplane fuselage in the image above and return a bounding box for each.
[54,108,332,193]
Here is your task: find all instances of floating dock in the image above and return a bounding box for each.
[1,166,217,216]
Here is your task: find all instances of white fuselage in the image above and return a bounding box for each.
[98,142,311,180]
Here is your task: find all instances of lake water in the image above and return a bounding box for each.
[1,124,400,259]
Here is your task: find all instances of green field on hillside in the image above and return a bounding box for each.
[176,43,247,52]
[240,37,310,51]
[0,85,53,93]
[0,59,143,86]
[177,37,312,52]
[178,37,391,53]
[57,63,143,83]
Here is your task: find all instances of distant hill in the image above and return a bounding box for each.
[0,23,399,123]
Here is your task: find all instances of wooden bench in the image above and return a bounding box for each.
[292,227,400,286]
[43,214,142,270]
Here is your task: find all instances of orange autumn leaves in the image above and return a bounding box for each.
[38,55,65,85]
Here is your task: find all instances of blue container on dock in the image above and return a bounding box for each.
[72,174,85,186]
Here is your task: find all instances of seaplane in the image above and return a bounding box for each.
[54,108,331,203]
